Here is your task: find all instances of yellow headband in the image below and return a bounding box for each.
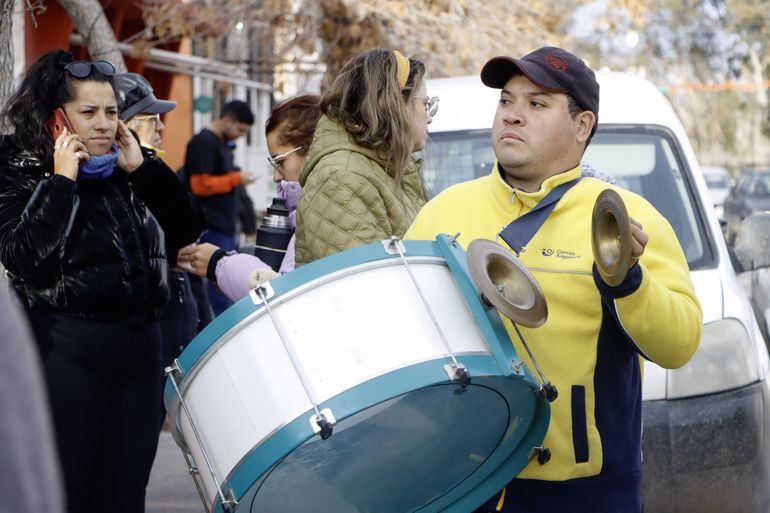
[393,50,410,90]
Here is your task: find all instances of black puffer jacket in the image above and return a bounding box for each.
[0,135,203,322]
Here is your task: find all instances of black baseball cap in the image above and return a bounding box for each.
[481,46,599,135]
[116,73,177,121]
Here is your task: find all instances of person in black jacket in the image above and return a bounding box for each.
[0,50,201,513]
[116,72,205,423]
[184,100,256,315]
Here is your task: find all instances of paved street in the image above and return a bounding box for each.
[146,430,204,513]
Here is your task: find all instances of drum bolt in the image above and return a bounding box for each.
[455,366,471,388]
[316,415,334,440]
[540,381,558,402]
[445,363,471,388]
[528,446,551,465]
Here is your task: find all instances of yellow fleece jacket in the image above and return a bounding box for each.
[406,164,701,486]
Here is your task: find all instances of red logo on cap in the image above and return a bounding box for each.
[545,54,569,71]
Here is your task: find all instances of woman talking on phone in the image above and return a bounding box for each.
[0,50,201,513]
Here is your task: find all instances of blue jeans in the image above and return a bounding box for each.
[199,229,237,316]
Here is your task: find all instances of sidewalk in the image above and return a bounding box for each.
[146,430,204,513]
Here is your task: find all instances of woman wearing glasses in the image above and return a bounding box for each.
[294,48,437,265]
[0,50,201,513]
[181,95,321,300]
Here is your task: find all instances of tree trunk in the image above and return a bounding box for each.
[0,0,14,109]
[56,0,126,72]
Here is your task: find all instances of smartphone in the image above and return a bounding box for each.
[46,108,74,141]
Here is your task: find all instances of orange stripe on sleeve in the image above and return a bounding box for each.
[189,172,242,197]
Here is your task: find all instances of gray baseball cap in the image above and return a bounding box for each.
[116,72,177,121]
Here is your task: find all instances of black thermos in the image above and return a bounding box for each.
[255,197,294,272]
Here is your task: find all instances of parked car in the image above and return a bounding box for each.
[723,167,770,245]
[423,72,770,513]
[736,214,770,345]
[700,165,732,222]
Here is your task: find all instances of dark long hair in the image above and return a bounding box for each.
[266,94,321,157]
[0,50,117,164]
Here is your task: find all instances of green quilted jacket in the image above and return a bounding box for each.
[295,116,427,265]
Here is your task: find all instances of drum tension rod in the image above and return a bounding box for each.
[254,285,335,440]
[511,324,558,402]
[165,361,239,512]
[385,236,471,389]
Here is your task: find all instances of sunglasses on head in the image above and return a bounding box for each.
[61,60,116,81]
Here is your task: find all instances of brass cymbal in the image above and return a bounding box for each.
[467,239,548,328]
[591,189,632,287]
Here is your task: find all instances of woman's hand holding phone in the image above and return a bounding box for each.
[53,128,89,181]
[116,120,143,173]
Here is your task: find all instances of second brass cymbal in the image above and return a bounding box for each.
[591,189,632,287]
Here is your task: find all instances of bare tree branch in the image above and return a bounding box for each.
[0,0,14,109]
[56,0,126,71]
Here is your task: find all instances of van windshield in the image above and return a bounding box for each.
[421,126,714,269]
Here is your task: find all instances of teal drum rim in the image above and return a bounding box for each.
[218,358,549,513]
[164,235,550,513]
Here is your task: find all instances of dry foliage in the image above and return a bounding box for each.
[314,0,591,84]
[133,0,598,88]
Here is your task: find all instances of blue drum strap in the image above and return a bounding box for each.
[498,178,581,254]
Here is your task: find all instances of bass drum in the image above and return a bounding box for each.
[165,235,550,513]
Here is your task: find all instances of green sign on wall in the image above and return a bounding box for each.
[193,95,214,114]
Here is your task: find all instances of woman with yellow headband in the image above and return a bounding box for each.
[294,48,438,265]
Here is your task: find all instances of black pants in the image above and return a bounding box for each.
[34,314,162,513]
[157,271,199,422]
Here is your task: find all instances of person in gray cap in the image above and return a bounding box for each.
[406,47,701,513]
[116,72,177,158]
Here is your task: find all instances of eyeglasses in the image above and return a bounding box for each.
[132,113,161,127]
[63,60,116,79]
[267,146,305,172]
[413,95,440,118]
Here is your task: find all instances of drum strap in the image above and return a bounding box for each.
[498,177,581,254]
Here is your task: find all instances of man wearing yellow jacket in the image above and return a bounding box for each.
[406,47,702,513]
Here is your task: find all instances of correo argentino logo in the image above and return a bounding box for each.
[541,248,581,259]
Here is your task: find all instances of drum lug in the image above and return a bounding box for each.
[511,359,526,376]
[165,359,183,380]
[444,363,471,388]
[528,446,551,465]
[310,408,336,440]
[250,282,275,304]
[538,381,559,402]
[382,236,407,255]
[221,490,239,513]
